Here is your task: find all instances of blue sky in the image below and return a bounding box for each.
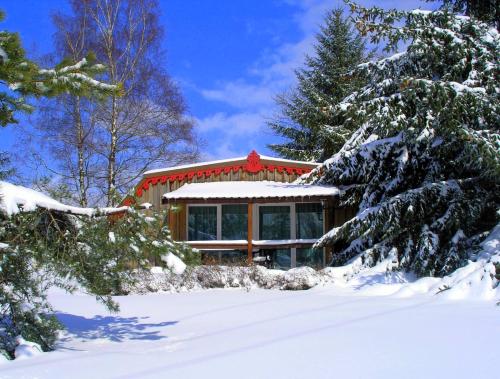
[0,0,432,166]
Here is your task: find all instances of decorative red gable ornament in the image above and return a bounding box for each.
[130,149,314,199]
[245,150,263,173]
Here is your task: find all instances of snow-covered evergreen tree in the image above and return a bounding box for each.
[303,4,499,277]
[268,8,371,162]
[426,0,499,30]
[0,182,197,359]
[0,10,118,127]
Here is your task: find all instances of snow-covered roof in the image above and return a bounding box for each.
[144,154,319,176]
[163,181,339,202]
[0,181,127,216]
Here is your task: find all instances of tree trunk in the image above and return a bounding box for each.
[75,96,88,207]
[107,95,118,206]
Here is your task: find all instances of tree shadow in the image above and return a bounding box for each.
[120,298,436,378]
[351,271,413,290]
[56,313,177,342]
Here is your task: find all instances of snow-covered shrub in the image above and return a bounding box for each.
[79,209,199,296]
[302,6,499,279]
[125,265,327,293]
[14,336,42,360]
[0,182,196,359]
[282,267,321,290]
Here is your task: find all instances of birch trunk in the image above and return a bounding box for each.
[107,95,118,206]
[74,96,88,207]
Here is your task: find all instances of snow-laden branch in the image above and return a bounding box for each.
[0,181,129,217]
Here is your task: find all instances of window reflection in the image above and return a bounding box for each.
[188,206,217,240]
[259,206,290,240]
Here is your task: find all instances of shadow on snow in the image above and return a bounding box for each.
[56,313,177,342]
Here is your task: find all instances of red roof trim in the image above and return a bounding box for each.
[134,150,313,198]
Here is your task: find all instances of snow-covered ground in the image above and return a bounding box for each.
[1,282,498,379]
[1,181,498,378]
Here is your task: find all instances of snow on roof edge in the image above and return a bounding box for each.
[144,155,319,176]
[163,181,339,201]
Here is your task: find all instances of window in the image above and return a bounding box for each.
[296,247,323,269]
[201,250,246,265]
[296,203,323,239]
[259,206,291,240]
[220,250,246,264]
[188,206,217,240]
[221,204,247,240]
[271,249,292,270]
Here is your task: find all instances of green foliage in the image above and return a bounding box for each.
[0,9,119,127]
[0,204,196,358]
[32,176,75,204]
[425,0,499,29]
[305,6,499,276]
[268,8,371,162]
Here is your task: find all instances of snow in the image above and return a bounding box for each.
[144,155,319,176]
[163,181,339,201]
[0,46,8,63]
[410,9,432,16]
[187,240,248,245]
[14,336,42,360]
[66,73,116,91]
[58,57,88,73]
[140,202,153,209]
[0,181,128,216]
[187,239,319,246]
[1,227,498,376]
[253,238,318,246]
[150,266,165,274]
[0,282,497,378]
[161,252,187,275]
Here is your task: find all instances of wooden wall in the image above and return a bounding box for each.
[137,167,307,211]
[168,204,187,241]
[324,205,358,264]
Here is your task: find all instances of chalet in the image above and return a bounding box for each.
[126,150,355,269]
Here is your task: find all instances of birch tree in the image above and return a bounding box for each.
[32,0,198,206]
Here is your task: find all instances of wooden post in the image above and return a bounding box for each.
[247,202,253,265]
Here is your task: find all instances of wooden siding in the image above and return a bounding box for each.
[136,168,309,211]
[168,204,187,241]
[323,205,358,264]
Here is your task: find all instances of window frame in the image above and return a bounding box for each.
[295,202,324,239]
[187,204,220,241]
[187,203,248,241]
[257,203,294,241]
[254,202,296,242]
[221,204,248,240]
[186,201,326,268]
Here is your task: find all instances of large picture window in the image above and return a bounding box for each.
[221,204,247,240]
[271,249,292,270]
[259,206,290,240]
[296,203,323,239]
[188,206,217,240]
[201,250,246,265]
[296,247,323,269]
